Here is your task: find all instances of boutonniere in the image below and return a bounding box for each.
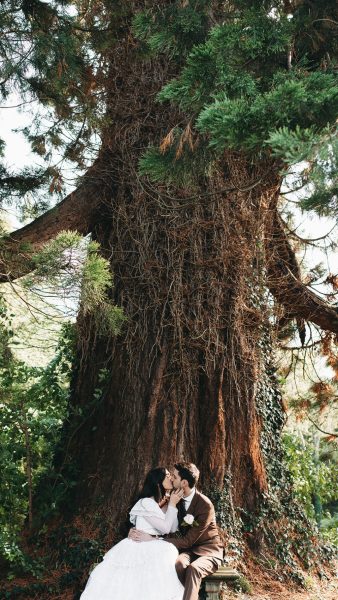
[181,514,199,527]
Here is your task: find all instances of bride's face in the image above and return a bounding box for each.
[162,470,174,491]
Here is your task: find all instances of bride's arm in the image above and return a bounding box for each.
[143,505,178,535]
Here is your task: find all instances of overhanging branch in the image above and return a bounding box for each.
[266,212,338,335]
[0,167,107,283]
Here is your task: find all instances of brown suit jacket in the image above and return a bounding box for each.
[166,490,223,560]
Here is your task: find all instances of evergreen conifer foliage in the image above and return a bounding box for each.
[139,1,337,211]
[0,0,110,206]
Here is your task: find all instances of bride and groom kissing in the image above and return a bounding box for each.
[80,462,223,600]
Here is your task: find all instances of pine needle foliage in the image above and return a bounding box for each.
[268,125,338,214]
[136,1,338,214]
[23,231,125,335]
[0,305,75,574]
[0,0,123,208]
[132,1,210,58]
[1,1,337,214]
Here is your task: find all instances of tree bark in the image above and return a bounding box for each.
[68,157,273,516]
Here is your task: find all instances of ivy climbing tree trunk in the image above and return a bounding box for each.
[68,161,278,518]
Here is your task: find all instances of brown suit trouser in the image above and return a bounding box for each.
[175,551,220,600]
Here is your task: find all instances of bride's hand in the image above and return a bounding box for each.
[129,528,154,542]
[158,493,170,508]
[168,488,184,507]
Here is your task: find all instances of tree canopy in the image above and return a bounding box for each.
[0,1,337,206]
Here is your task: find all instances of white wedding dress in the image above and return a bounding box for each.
[80,498,184,600]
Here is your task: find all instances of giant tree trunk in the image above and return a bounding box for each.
[69,164,275,520]
[58,32,283,522]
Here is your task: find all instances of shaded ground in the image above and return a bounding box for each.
[224,575,337,600]
[1,575,337,599]
[1,554,336,599]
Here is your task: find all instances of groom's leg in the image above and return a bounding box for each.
[175,552,193,585]
[182,555,219,600]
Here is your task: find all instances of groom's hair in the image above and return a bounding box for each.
[174,462,200,488]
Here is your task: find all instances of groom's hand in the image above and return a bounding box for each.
[128,528,154,542]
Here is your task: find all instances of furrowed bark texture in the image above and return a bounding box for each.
[61,35,277,519]
[71,160,272,516]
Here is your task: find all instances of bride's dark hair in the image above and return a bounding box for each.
[137,467,167,504]
[118,467,168,538]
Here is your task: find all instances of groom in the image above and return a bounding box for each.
[130,462,223,600]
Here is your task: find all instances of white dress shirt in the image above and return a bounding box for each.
[183,487,196,511]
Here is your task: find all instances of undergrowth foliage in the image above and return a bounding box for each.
[254,346,334,583]
[0,295,75,577]
[283,433,338,545]
[0,282,120,589]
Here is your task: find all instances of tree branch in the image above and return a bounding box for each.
[265,211,338,334]
[307,414,338,438]
[0,163,108,283]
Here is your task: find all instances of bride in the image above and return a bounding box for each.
[80,467,184,600]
